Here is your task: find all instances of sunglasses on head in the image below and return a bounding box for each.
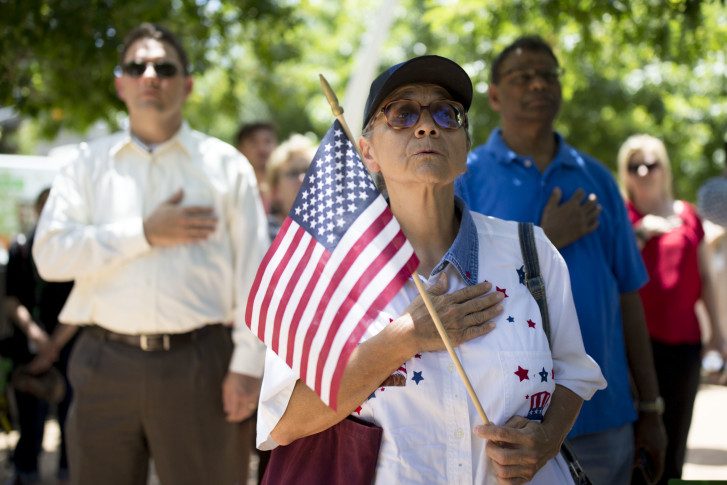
[119,61,181,78]
[375,99,466,130]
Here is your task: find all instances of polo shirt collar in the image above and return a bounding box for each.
[430,196,479,286]
[485,128,579,170]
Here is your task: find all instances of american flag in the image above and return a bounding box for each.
[245,120,419,409]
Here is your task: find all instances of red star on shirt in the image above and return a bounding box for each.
[355,406,362,415]
[527,319,536,328]
[496,286,508,297]
[414,353,422,359]
[514,366,530,382]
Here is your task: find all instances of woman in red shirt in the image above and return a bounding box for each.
[618,134,726,484]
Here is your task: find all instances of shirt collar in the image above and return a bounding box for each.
[110,121,193,157]
[484,128,579,170]
[429,196,479,286]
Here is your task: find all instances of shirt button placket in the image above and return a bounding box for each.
[145,152,164,320]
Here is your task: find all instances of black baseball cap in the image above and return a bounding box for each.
[362,55,473,130]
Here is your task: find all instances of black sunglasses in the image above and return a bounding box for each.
[119,61,181,78]
[627,162,660,174]
[375,99,466,130]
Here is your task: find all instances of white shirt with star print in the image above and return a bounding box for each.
[257,210,606,485]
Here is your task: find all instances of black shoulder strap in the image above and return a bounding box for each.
[518,223,595,485]
[517,222,551,348]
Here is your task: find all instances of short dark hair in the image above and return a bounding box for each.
[120,23,189,75]
[235,122,279,147]
[490,35,558,85]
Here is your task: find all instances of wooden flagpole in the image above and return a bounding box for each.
[319,74,490,425]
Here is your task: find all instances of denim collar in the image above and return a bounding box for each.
[429,196,479,286]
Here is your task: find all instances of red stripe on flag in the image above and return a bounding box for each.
[314,229,413,403]
[313,223,403,393]
[300,209,393,391]
[246,217,294,338]
[271,236,318,355]
[257,225,305,344]
[327,247,418,408]
[285,248,330,373]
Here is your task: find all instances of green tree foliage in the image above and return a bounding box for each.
[414,0,727,199]
[2,0,726,200]
[0,0,298,136]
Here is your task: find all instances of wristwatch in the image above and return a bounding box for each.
[638,396,665,415]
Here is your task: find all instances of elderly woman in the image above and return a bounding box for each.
[617,134,726,484]
[257,56,605,484]
[265,134,317,239]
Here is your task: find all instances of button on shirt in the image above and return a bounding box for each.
[455,128,648,437]
[32,122,270,375]
[257,199,606,484]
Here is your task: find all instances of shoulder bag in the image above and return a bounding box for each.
[518,222,593,485]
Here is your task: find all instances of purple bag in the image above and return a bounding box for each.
[261,415,383,485]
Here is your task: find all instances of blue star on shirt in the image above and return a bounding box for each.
[517,265,526,285]
[412,371,424,385]
[507,316,515,323]
[539,367,548,382]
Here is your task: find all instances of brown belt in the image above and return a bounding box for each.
[87,324,218,351]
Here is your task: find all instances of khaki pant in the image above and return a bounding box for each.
[66,325,236,485]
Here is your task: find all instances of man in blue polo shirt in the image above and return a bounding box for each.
[456,35,667,485]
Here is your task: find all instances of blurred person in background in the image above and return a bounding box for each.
[697,148,727,383]
[265,134,317,239]
[455,35,666,485]
[618,134,727,484]
[236,122,279,214]
[3,188,75,485]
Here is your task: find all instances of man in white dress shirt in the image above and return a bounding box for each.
[32,23,268,485]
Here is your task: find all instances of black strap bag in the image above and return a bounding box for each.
[518,222,593,485]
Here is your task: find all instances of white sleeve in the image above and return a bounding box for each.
[32,148,151,282]
[256,349,298,450]
[228,160,270,376]
[535,228,607,400]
